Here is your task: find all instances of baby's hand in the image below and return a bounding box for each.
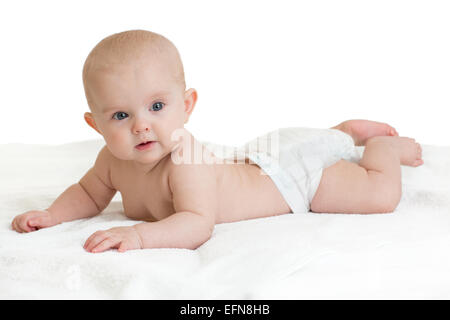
[11,210,59,233]
[83,226,143,253]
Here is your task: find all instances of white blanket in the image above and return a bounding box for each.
[1,139,449,299]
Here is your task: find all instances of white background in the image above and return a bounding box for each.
[0,0,448,146]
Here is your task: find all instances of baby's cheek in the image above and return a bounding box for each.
[106,133,133,160]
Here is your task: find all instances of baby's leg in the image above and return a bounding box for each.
[310,136,423,214]
[331,119,399,146]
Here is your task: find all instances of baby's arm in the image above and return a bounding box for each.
[83,162,217,252]
[49,146,116,223]
[12,146,116,232]
[143,162,218,249]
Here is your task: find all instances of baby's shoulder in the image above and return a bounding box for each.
[166,155,217,189]
[95,145,116,167]
[90,145,116,189]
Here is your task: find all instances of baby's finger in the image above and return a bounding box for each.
[118,241,132,253]
[91,237,120,253]
[28,218,41,228]
[83,231,101,249]
[11,219,21,233]
[28,216,51,229]
[13,218,23,232]
[17,217,34,233]
[15,211,42,233]
[84,231,108,252]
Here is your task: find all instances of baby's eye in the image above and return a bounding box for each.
[112,112,128,120]
[151,102,165,112]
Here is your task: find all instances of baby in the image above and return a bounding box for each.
[11,30,424,253]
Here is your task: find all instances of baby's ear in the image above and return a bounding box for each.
[183,88,198,124]
[84,112,102,135]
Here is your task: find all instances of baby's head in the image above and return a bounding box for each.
[82,30,197,164]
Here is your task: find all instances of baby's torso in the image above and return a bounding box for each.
[213,159,291,222]
[109,149,291,224]
[109,156,175,222]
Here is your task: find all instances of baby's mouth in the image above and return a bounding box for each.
[137,141,152,146]
[135,140,156,150]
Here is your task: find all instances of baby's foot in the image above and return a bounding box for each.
[390,136,424,167]
[334,119,399,146]
[369,136,424,167]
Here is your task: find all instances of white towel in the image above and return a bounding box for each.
[1,139,449,299]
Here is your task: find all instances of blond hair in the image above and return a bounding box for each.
[82,30,186,108]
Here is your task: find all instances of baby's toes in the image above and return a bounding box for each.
[387,125,398,136]
[416,142,422,154]
[413,143,423,166]
[412,159,424,167]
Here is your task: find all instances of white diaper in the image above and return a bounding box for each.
[202,127,361,214]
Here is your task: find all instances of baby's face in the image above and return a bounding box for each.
[85,58,195,165]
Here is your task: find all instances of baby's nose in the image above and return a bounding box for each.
[133,127,150,134]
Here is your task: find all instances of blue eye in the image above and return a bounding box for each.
[112,112,128,120]
[151,102,164,111]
